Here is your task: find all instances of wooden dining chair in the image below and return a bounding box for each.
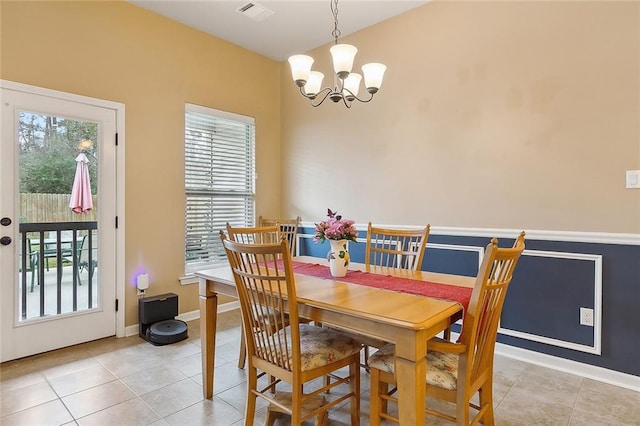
[360,222,431,363]
[226,223,281,245]
[365,222,430,270]
[259,216,301,257]
[225,223,283,370]
[220,234,361,426]
[368,232,526,426]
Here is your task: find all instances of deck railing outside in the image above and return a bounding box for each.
[18,221,98,320]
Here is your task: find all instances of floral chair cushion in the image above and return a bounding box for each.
[368,343,460,391]
[263,324,362,372]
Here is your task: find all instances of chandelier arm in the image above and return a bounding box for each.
[310,89,334,107]
[298,85,329,100]
[342,88,376,104]
[297,86,335,107]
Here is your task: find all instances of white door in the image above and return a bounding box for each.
[1,84,118,362]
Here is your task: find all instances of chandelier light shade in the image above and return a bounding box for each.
[330,44,357,78]
[305,71,325,96]
[287,0,387,108]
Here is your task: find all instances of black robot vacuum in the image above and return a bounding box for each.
[138,293,188,345]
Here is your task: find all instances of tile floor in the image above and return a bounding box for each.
[1,309,639,425]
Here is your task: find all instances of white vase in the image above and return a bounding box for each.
[328,239,350,277]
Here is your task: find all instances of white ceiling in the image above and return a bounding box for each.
[128,0,430,61]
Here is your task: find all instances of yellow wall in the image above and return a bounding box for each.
[281,1,640,233]
[2,0,639,328]
[1,0,282,325]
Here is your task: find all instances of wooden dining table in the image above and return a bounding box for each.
[195,255,475,425]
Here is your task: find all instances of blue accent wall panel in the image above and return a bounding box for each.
[501,255,595,346]
[500,240,640,376]
[422,247,478,277]
[298,226,640,377]
[298,237,326,259]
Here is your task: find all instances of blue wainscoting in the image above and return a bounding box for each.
[296,226,640,379]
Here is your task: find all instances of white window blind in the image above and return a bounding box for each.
[184,104,255,271]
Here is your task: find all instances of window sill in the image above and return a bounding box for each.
[179,274,199,286]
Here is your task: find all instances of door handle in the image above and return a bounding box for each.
[0,217,11,226]
[0,236,11,245]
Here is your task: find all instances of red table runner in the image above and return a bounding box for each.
[288,261,472,311]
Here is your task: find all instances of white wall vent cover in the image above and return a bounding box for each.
[236,2,274,22]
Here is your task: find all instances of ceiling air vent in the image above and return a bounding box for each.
[236,2,274,22]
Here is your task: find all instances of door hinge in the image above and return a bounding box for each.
[115,298,119,312]
[115,132,118,146]
[115,216,118,229]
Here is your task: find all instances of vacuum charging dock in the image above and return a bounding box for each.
[139,293,188,345]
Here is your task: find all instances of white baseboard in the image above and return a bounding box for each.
[176,309,200,323]
[124,324,139,337]
[494,342,640,392]
[216,301,240,313]
[124,301,240,337]
[446,331,639,392]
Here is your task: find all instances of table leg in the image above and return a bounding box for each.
[395,332,427,426]
[199,279,218,399]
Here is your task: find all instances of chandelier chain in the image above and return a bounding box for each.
[331,0,341,44]
[287,0,385,107]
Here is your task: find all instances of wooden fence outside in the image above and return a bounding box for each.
[20,193,97,223]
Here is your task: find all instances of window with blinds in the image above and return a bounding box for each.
[184,104,255,272]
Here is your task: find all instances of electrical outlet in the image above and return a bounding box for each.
[580,307,594,327]
[137,288,146,297]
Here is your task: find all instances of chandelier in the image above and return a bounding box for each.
[287,0,387,108]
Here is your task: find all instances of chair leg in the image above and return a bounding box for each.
[443,327,452,341]
[363,345,370,371]
[380,381,389,415]
[30,264,36,293]
[369,367,382,426]
[456,387,469,426]
[30,258,40,293]
[323,374,331,392]
[237,324,246,369]
[479,381,495,425]
[268,375,277,393]
[83,261,97,287]
[245,367,258,426]
[291,387,303,425]
[349,357,361,426]
[314,411,328,426]
[77,264,83,287]
[265,407,280,426]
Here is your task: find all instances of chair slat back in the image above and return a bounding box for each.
[365,223,430,270]
[258,216,301,257]
[221,233,300,373]
[460,232,526,385]
[26,238,38,270]
[26,238,35,258]
[79,233,97,263]
[226,223,281,245]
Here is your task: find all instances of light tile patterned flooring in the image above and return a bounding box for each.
[1,309,639,425]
